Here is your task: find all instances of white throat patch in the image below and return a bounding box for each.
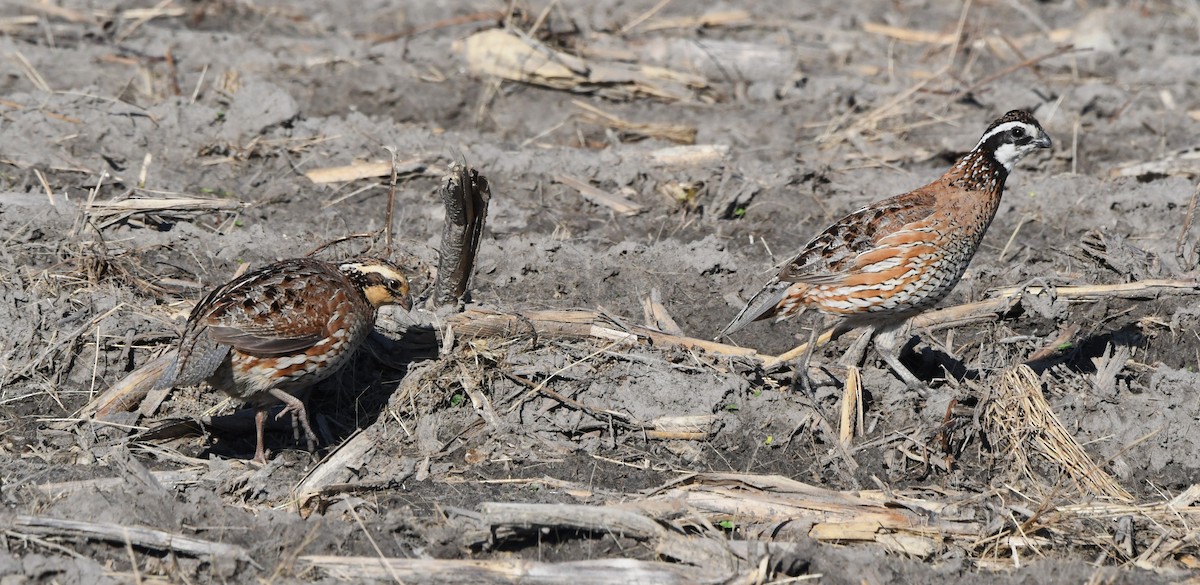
[992,141,1024,172]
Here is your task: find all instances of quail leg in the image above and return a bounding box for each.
[791,325,820,394]
[253,408,269,464]
[268,389,319,453]
[871,323,925,391]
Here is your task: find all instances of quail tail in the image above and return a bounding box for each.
[153,335,231,394]
[717,277,796,339]
[152,355,182,393]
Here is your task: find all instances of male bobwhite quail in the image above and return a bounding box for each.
[154,257,411,463]
[720,110,1052,387]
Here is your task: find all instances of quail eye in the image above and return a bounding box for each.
[1011,126,1026,139]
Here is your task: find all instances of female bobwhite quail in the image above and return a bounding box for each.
[721,110,1052,387]
[154,257,411,463]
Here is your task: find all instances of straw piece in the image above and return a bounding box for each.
[983,365,1133,501]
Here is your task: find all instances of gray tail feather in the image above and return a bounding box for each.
[716,278,791,339]
[153,334,229,391]
[151,354,181,392]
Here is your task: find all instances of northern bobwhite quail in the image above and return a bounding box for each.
[720,110,1052,387]
[154,257,411,463]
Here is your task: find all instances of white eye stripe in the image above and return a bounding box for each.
[975,121,1039,149]
[339,263,406,281]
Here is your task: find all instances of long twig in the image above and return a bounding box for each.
[384,148,400,256]
[435,308,759,359]
[1175,182,1200,269]
[762,279,1200,367]
[7,515,252,562]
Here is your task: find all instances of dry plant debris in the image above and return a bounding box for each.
[1112,146,1200,179]
[288,472,1200,580]
[303,158,426,184]
[572,100,697,144]
[765,278,1200,367]
[983,365,1133,501]
[458,29,707,101]
[6,2,1200,583]
[432,164,491,308]
[554,174,644,215]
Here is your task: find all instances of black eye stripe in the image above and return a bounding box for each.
[979,124,1041,152]
[338,259,408,299]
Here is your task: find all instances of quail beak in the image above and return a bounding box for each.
[1035,133,1053,149]
[365,284,413,310]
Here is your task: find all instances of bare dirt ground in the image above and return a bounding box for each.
[2,1,1200,583]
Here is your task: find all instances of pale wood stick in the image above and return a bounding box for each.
[862,22,956,45]
[646,144,728,167]
[572,100,696,144]
[555,175,643,215]
[638,10,751,32]
[641,287,684,335]
[294,429,379,503]
[839,366,862,446]
[87,198,246,212]
[1175,182,1200,267]
[73,351,174,420]
[990,279,1199,299]
[299,556,714,584]
[304,158,424,184]
[7,515,251,562]
[33,469,203,497]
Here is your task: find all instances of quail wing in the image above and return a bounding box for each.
[779,190,939,285]
[155,259,351,390]
[196,259,349,357]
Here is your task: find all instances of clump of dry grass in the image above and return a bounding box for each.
[983,364,1132,502]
